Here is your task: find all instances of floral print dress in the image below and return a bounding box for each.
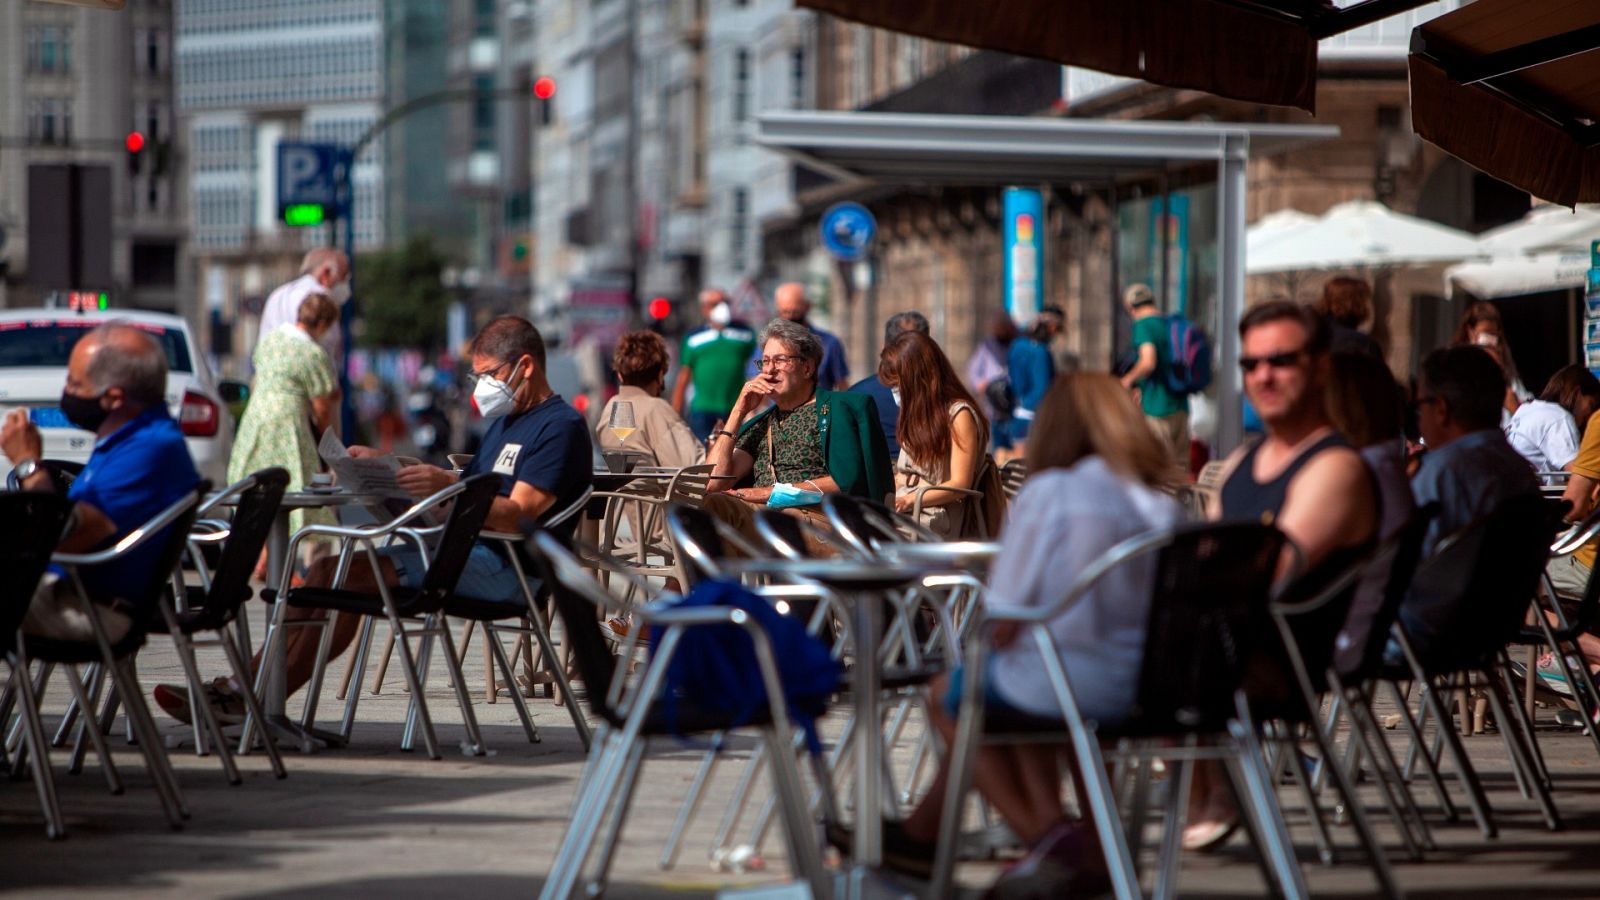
[228,325,338,538]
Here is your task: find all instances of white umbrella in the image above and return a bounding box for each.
[1246,209,1317,258]
[1476,204,1600,257]
[1246,199,1485,275]
[1446,250,1594,299]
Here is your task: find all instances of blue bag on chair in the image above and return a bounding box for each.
[651,579,840,752]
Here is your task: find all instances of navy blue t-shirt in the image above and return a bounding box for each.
[849,373,901,459]
[464,394,594,537]
[68,406,201,608]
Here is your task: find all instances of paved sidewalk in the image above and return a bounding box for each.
[7,608,1600,898]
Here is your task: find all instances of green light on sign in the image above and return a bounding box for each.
[283,203,327,227]
[98,293,109,310]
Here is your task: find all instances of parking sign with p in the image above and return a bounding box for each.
[276,142,340,227]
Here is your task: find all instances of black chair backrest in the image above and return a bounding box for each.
[665,503,728,582]
[416,474,502,606]
[822,493,897,555]
[1131,522,1287,733]
[0,492,76,651]
[1407,491,1559,671]
[200,468,289,620]
[132,482,210,626]
[1339,503,1438,680]
[526,531,624,727]
[755,509,808,561]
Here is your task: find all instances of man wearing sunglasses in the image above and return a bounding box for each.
[1186,299,1379,852]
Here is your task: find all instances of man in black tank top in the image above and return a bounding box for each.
[1187,301,1379,852]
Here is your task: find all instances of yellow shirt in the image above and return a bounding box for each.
[1567,409,1600,569]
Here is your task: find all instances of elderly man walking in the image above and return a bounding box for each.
[259,247,351,367]
[765,282,850,391]
[1,324,201,643]
[672,288,757,442]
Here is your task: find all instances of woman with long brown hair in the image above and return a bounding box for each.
[867,372,1182,891]
[877,331,989,537]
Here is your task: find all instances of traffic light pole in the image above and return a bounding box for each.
[325,85,542,438]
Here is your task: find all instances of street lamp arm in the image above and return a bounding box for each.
[350,85,536,161]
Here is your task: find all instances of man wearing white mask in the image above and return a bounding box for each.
[672,287,756,441]
[258,247,351,368]
[157,316,594,721]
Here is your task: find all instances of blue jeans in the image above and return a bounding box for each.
[687,411,721,442]
[382,541,526,610]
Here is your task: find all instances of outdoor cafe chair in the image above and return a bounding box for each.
[5,485,207,831]
[245,474,500,759]
[0,491,77,838]
[928,521,1304,900]
[437,487,596,749]
[591,463,715,599]
[1505,504,1600,760]
[526,531,829,900]
[1365,493,1563,840]
[145,468,290,783]
[1262,509,1439,897]
[998,458,1028,501]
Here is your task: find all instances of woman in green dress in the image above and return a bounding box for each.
[229,293,342,561]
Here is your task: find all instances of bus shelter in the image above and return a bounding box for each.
[755,111,1337,452]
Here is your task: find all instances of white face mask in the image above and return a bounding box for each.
[890,387,902,408]
[708,302,732,327]
[473,372,517,418]
[330,281,351,305]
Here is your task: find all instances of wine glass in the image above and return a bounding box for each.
[608,400,637,445]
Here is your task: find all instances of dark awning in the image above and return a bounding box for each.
[795,0,1439,113]
[1409,0,1600,206]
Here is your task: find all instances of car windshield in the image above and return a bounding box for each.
[0,320,193,373]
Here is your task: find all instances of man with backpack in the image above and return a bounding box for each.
[1119,283,1190,469]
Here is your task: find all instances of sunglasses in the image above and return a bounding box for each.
[1238,349,1307,373]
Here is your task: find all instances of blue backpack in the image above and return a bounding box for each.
[651,579,840,752]
[1162,315,1214,395]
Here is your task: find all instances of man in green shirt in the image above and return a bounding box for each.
[672,288,758,441]
[1118,283,1189,467]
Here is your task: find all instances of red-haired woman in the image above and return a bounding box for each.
[877,331,990,537]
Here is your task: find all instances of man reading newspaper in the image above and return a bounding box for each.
[155,316,594,724]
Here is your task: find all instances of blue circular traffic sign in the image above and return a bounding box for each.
[820,202,876,262]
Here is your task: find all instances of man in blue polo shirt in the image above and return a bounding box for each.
[2,323,200,643]
[157,315,595,723]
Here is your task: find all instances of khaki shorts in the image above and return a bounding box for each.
[22,573,133,645]
[1146,411,1190,469]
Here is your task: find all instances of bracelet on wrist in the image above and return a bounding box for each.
[715,429,736,441]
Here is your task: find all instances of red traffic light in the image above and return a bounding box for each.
[125,131,146,153]
[533,76,557,100]
[648,297,671,320]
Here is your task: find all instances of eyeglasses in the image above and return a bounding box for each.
[1238,349,1307,373]
[467,361,511,388]
[754,354,802,371]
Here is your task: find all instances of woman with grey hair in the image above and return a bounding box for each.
[704,317,893,544]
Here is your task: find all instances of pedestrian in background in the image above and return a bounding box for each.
[1117,283,1189,470]
[259,247,350,370]
[1006,307,1061,444]
[1313,276,1384,361]
[849,310,930,458]
[229,293,342,565]
[672,288,757,442]
[1453,301,1530,418]
[878,330,989,538]
[768,282,850,390]
[968,309,1018,456]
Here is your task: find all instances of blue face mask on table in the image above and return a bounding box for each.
[767,483,823,509]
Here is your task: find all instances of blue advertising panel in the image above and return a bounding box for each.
[1148,195,1191,316]
[1003,187,1045,324]
[1587,240,1600,378]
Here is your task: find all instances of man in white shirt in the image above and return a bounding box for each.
[259,247,350,367]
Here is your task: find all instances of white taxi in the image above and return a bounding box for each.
[0,307,236,484]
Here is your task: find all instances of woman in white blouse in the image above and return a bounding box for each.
[1505,364,1600,479]
[860,373,1181,890]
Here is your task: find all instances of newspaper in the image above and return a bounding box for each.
[317,428,409,498]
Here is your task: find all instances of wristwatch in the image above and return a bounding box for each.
[12,458,39,483]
